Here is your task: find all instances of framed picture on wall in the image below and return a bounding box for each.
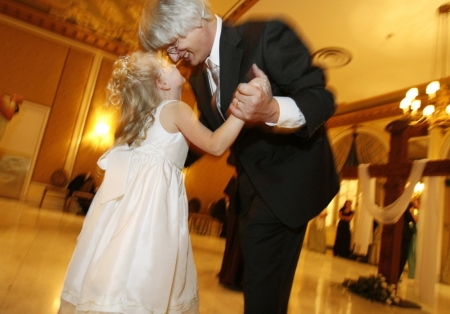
[0,99,50,199]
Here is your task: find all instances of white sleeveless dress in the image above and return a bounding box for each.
[59,100,199,314]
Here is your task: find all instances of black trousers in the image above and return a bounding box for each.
[238,172,307,314]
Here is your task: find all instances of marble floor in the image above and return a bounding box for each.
[1,197,450,314]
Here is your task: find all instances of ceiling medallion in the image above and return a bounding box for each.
[311,47,352,68]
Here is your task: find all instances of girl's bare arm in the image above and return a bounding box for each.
[160,101,244,156]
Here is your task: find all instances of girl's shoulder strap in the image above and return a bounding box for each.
[154,99,181,132]
[156,99,178,114]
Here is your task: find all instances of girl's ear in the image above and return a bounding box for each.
[157,78,171,91]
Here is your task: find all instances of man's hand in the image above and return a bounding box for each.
[229,64,279,123]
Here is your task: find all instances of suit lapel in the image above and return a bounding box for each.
[191,65,224,129]
[190,26,243,130]
[219,26,243,117]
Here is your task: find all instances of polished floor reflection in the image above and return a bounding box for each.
[1,197,449,314]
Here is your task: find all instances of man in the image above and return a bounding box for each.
[140,1,339,313]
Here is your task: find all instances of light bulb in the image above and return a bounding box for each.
[405,88,419,99]
[414,181,424,194]
[411,100,421,111]
[399,98,411,109]
[426,81,440,95]
[423,104,435,116]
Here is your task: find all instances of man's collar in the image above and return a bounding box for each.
[209,15,222,66]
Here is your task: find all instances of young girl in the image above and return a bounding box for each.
[58,50,244,314]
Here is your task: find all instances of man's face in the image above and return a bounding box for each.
[166,21,212,66]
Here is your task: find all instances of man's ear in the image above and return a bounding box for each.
[157,78,171,91]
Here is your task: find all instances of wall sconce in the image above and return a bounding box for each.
[94,122,110,140]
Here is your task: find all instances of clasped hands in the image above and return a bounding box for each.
[229,64,279,124]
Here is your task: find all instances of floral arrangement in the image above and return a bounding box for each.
[343,274,400,305]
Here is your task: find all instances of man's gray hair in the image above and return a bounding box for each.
[139,0,214,51]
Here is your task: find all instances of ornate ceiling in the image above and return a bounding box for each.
[0,0,254,55]
[1,0,146,54]
[22,0,144,47]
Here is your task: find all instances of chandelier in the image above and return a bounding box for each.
[399,4,450,131]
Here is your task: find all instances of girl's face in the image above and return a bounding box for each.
[160,60,186,90]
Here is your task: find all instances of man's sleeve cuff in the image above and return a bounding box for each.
[265,96,306,128]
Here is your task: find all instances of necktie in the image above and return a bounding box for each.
[206,59,225,121]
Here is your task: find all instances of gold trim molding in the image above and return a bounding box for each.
[328,76,450,129]
[0,0,131,55]
[327,102,403,129]
[224,0,259,24]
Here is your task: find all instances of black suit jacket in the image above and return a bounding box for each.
[190,20,339,228]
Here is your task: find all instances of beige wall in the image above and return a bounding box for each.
[72,58,117,185]
[33,48,95,182]
[0,23,69,106]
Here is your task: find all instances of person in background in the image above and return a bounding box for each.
[0,92,23,141]
[399,199,419,280]
[188,197,202,214]
[66,172,97,215]
[211,194,230,238]
[307,209,328,254]
[367,221,382,265]
[333,200,354,258]
[218,175,245,288]
[139,1,340,312]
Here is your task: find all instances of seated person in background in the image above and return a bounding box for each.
[67,172,96,214]
[188,198,201,214]
[0,92,24,141]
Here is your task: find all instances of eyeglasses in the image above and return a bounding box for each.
[165,40,185,65]
[160,47,182,67]
[166,40,179,55]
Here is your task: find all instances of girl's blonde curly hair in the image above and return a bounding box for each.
[106,50,163,147]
